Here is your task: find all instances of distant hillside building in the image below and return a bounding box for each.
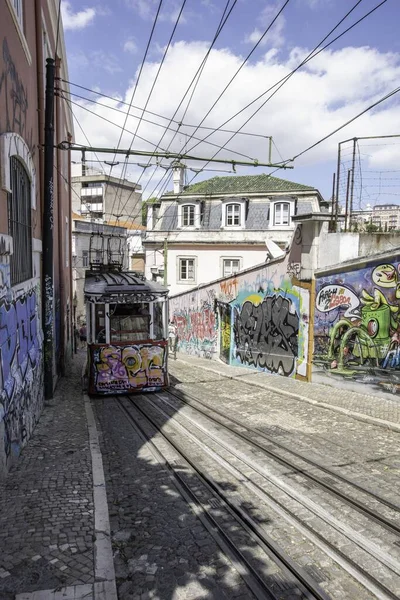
[352,203,400,231]
[72,169,142,223]
[144,169,326,294]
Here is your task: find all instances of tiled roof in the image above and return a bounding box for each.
[164,174,315,196]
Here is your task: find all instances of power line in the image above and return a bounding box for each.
[111,0,239,226]
[287,85,400,163]
[136,0,239,202]
[106,0,164,221]
[186,0,383,156]
[184,0,291,154]
[58,79,268,139]
[56,89,257,161]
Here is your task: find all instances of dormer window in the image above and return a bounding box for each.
[182,204,195,227]
[274,202,290,226]
[178,202,199,228]
[221,197,246,229]
[226,203,241,226]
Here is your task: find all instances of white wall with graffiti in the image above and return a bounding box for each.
[314,251,400,396]
[169,231,310,380]
[0,236,43,477]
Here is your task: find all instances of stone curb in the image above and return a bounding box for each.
[84,394,118,600]
[176,358,400,434]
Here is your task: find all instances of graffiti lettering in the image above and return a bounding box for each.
[91,343,167,394]
[174,307,217,359]
[220,278,238,301]
[0,38,33,151]
[234,295,299,376]
[0,289,43,466]
[316,284,360,318]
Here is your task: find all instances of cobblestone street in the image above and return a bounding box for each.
[1,352,399,599]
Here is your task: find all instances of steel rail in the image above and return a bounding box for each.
[120,395,330,600]
[135,392,400,600]
[165,386,400,530]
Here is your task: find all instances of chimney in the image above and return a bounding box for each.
[172,161,185,194]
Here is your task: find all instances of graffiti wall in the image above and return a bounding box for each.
[89,342,168,394]
[0,274,43,476]
[314,259,400,394]
[170,243,310,380]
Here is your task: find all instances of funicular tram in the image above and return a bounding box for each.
[83,232,169,395]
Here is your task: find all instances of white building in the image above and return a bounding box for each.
[144,168,326,295]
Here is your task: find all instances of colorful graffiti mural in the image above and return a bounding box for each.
[174,302,217,359]
[219,303,231,363]
[90,342,167,394]
[0,287,43,470]
[170,247,310,379]
[233,295,299,375]
[314,261,400,394]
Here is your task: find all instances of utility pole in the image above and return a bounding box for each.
[349,138,357,231]
[163,237,168,287]
[43,58,55,399]
[344,169,352,233]
[334,141,341,232]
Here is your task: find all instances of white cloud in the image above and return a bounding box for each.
[124,38,138,54]
[126,0,188,24]
[61,1,96,30]
[244,2,286,49]
[67,41,400,200]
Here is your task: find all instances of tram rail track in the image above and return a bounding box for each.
[116,394,331,600]
[126,390,400,599]
[165,385,400,533]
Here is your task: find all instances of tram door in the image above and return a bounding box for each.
[219,303,231,363]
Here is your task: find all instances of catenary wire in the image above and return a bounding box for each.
[110,0,239,225]
[56,79,268,139]
[143,0,373,208]
[106,0,164,221]
[185,0,383,155]
[57,90,257,161]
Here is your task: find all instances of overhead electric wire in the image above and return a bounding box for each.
[185,0,383,156]
[157,0,389,238]
[286,84,400,163]
[182,0,291,155]
[58,95,171,152]
[133,0,238,202]
[145,0,370,208]
[57,89,257,161]
[106,0,164,221]
[113,0,239,226]
[57,79,268,139]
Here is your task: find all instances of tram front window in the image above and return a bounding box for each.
[109,303,150,342]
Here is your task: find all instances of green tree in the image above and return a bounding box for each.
[142,197,158,226]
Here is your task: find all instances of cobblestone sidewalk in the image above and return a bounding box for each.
[174,354,400,432]
[0,351,110,600]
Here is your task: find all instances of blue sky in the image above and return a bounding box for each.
[61,0,400,208]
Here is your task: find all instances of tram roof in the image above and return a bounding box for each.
[84,270,169,304]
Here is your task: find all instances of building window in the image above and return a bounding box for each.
[179,258,195,282]
[8,156,32,285]
[226,203,241,226]
[274,202,290,226]
[223,259,240,277]
[82,250,89,268]
[182,204,195,227]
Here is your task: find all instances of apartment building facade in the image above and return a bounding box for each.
[0,0,73,476]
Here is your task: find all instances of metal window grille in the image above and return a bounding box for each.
[8,156,32,285]
[226,204,240,226]
[180,258,195,281]
[182,205,195,227]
